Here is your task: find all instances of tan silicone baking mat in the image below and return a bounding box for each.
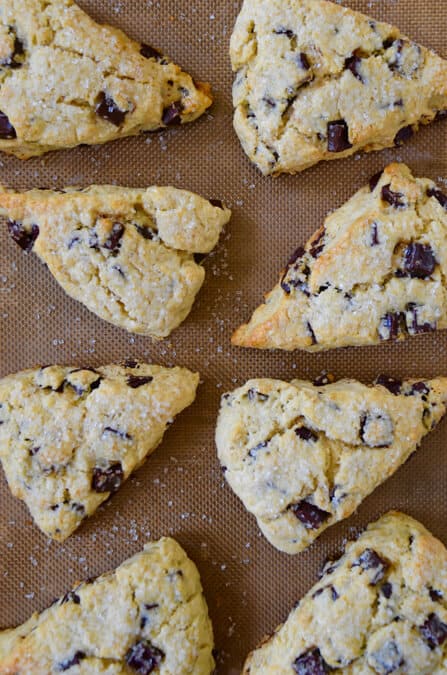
[1,0,447,672]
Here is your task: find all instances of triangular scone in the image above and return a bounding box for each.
[243,512,447,673]
[0,537,215,674]
[0,185,230,338]
[233,163,447,351]
[0,0,212,159]
[231,0,447,175]
[216,376,447,554]
[0,363,199,540]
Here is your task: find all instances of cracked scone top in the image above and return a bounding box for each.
[0,184,231,338]
[216,375,447,554]
[233,163,447,351]
[0,537,215,674]
[0,0,212,158]
[243,512,447,673]
[0,362,199,540]
[231,0,447,175]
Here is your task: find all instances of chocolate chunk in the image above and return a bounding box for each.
[71,502,85,514]
[68,236,80,249]
[58,651,86,671]
[427,187,447,210]
[307,321,317,345]
[381,185,405,208]
[375,375,402,395]
[144,602,159,610]
[289,500,331,530]
[369,170,383,192]
[248,441,268,458]
[312,585,338,601]
[379,312,406,341]
[247,389,269,402]
[387,38,404,70]
[394,125,413,146]
[280,246,305,292]
[429,588,443,602]
[90,377,102,391]
[411,381,429,395]
[126,640,165,674]
[0,111,17,138]
[140,43,162,60]
[310,230,325,258]
[103,223,125,253]
[368,641,404,673]
[345,53,363,82]
[104,426,132,440]
[29,446,40,456]
[293,648,329,674]
[383,37,397,49]
[263,96,276,108]
[406,303,436,335]
[403,242,436,278]
[297,52,310,70]
[295,426,318,442]
[381,582,393,599]
[419,613,447,649]
[327,120,352,152]
[95,92,126,126]
[1,35,25,68]
[162,101,183,125]
[135,223,157,240]
[352,549,389,585]
[61,591,80,605]
[274,27,295,38]
[124,359,138,368]
[369,222,380,246]
[127,375,154,388]
[91,463,124,493]
[209,198,224,209]
[7,220,39,251]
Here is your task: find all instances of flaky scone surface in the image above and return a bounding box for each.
[0,362,199,540]
[231,0,447,175]
[0,537,215,674]
[216,375,447,553]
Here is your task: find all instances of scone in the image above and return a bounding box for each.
[0,185,230,338]
[0,537,215,674]
[0,362,199,540]
[233,163,447,351]
[0,0,212,159]
[231,0,447,175]
[243,511,447,673]
[216,375,447,554]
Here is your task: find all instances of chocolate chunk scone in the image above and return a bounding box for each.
[233,163,447,351]
[216,375,447,554]
[0,0,212,158]
[243,512,447,673]
[0,363,199,540]
[0,537,215,674]
[231,0,447,175]
[0,185,230,337]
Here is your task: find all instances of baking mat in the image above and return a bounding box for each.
[1,0,447,672]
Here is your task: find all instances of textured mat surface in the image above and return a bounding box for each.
[0,1,446,672]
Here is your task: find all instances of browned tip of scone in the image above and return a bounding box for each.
[195,80,213,103]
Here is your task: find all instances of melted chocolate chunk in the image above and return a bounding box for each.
[247,389,269,402]
[352,549,389,585]
[293,648,329,674]
[135,223,157,240]
[307,321,317,345]
[61,591,80,605]
[379,312,407,341]
[124,359,139,368]
[274,27,295,38]
[371,222,380,246]
[312,585,339,601]
[383,37,397,49]
[29,446,40,456]
[289,501,331,530]
[140,43,162,60]
[144,602,159,610]
[406,303,436,335]
[71,502,85,514]
[419,613,447,649]
[375,374,402,395]
[369,170,383,192]
[345,53,363,82]
[403,242,436,278]
[0,111,17,138]
[327,120,352,152]
[429,588,443,602]
[58,651,86,671]
[209,198,224,209]
[91,463,124,493]
[427,187,447,210]
[394,125,413,146]
[127,375,154,388]
[381,185,405,208]
[248,441,268,458]
[95,92,126,126]
[90,377,102,391]
[381,582,393,599]
[162,101,183,125]
[102,223,125,253]
[411,381,429,395]
[297,52,310,70]
[7,220,39,251]
[295,426,318,442]
[126,640,165,674]
[280,246,306,292]
[368,640,404,673]
[310,230,325,258]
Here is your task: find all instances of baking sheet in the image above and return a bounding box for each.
[0,1,446,672]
